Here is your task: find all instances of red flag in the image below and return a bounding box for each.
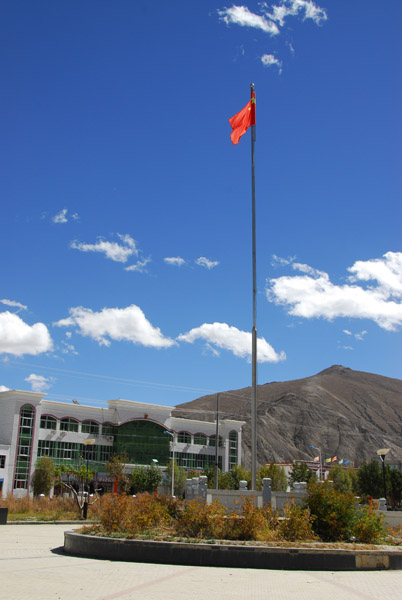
[229,91,256,145]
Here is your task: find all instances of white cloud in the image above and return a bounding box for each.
[266,1,327,26]
[53,208,68,223]
[54,305,176,349]
[195,257,219,270]
[218,5,279,35]
[125,257,152,272]
[61,340,78,355]
[355,330,368,341]
[0,385,10,392]
[266,252,402,331]
[0,299,27,312]
[218,2,327,71]
[343,329,367,341]
[178,322,286,363]
[71,233,138,263]
[261,53,282,73]
[0,312,53,356]
[347,251,402,296]
[52,208,79,223]
[164,257,186,267]
[25,374,55,393]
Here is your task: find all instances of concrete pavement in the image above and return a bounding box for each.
[0,524,401,600]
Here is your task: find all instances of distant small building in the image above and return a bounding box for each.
[0,389,245,497]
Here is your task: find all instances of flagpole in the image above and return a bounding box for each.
[250,83,257,491]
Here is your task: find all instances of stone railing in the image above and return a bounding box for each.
[185,477,307,514]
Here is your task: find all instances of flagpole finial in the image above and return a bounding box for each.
[250,82,255,90]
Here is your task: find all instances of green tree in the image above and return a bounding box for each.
[230,465,251,490]
[357,460,385,499]
[32,456,55,496]
[288,462,314,489]
[346,467,359,495]
[330,465,353,495]
[166,460,187,497]
[389,468,402,509]
[130,464,162,494]
[257,463,287,492]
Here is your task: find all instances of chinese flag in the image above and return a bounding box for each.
[229,91,256,145]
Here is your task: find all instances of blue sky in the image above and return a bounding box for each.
[1,0,400,409]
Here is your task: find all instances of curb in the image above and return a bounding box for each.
[64,531,402,571]
[5,520,98,525]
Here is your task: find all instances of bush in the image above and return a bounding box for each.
[305,481,385,543]
[176,499,227,539]
[100,493,170,535]
[32,456,55,496]
[278,502,316,542]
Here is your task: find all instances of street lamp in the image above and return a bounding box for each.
[309,445,322,482]
[82,438,96,520]
[377,448,390,507]
[164,430,175,497]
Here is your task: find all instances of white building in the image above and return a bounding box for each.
[0,389,244,497]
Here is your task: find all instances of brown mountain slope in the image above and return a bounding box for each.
[173,365,402,467]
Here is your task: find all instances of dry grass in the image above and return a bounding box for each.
[2,495,104,521]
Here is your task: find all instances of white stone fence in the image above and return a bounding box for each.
[185,477,307,514]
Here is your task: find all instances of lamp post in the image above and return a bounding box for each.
[164,430,175,497]
[377,448,390,507]
[309,445,322,482]
[82,438,95,520]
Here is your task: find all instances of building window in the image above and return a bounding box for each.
[0,455,5,468]
[82,420,99,435]
[208,435,223,448]
[40,415,57,430]
[177,431,192,444]
[59,442,79,461]
[194,433,207,445]
[37,440,56,458]
[60,418,79,432]
[82,443,97,461]
[101,423,116,436]
[13,404,35,490]
[229,431,238,470]
[174,452,221,470]
[99,446,112,462]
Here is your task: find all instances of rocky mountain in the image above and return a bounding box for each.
[173,366,402,468]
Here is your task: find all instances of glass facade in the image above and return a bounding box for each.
[14,404,35,489]
[114,420,170,465]
[174,451,221,470]
[37,440,112,469]
[229,431,238,469]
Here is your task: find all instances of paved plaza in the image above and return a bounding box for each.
[0,524,401,600]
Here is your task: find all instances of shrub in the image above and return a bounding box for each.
[176,499,227,539]
[32,456,55,496]
[100,493,170,535]
[305,481,385,543]
[278,502,316,542]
